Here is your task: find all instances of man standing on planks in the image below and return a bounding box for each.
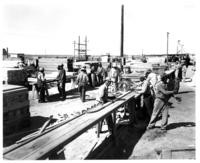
[37,67,46,103]
[146,73,176,131]
[76,66,89,102]
[96,77,114,134]
[56,64,66,100]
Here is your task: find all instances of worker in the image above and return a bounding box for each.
[56,64,66,100]
[182,62,187,82]
[76,66,89,102]
[146,73,175,131]
[174,61,182,93]
[37,67,46,103]
[109,62,120,93]
[145,69,158,99]
[96,77,114,134]
[96,62,105,85]
[90,64,96,87]
[137,76,154,123]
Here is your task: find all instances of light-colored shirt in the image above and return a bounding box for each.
[109,67,120,82]
[138,80,151,96]
[155,81,173,101]
[76,71,89,85]
[96,83,108,102]
[147,72,157,89]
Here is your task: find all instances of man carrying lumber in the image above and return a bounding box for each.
[96,77,114,134]
[146,73,176,131]
[76,66,89,102]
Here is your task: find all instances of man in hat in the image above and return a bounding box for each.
[96,77,112,104]
[145,69,158,100]
[147,73,175,131]
[37,67,46,103]
[136,76,154,123]
[96,62,106,86]
[56,64,66,100]
[96,77,114,134]
[109,62,120,93]
[76,66,89,102]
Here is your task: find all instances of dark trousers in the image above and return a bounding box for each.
[97,74,103,85]
[143,95,154,122]
[38,86,45,102]
[98,99,114,134]
[78,85,86,102]
[57,82,66,99]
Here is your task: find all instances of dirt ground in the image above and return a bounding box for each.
[4,66,196,159]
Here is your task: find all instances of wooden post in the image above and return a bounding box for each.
[120,5,124,58]
[166,32,170,65]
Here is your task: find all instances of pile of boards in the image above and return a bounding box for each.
[3,84,30,136]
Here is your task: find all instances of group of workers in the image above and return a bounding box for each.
[76,62,121,102]
[94,66,182,133]
[35,60,184,133]
[36,64,66,103]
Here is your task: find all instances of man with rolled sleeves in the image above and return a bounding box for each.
[147,73,175,131]
[96,77,114,134]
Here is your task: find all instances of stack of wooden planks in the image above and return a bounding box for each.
[3,91,139,160]
[3,84,30,136]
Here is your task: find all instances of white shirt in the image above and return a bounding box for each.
[147,72,157,89]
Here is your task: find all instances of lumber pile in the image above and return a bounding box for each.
[3,84,30,136]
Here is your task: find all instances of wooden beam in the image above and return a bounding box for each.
[4,91,139,160]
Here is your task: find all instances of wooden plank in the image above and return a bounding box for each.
[4,91,139,160]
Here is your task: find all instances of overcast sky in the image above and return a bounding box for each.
[1,0,200,55]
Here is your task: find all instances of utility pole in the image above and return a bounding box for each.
[120,4,124,58]
[73,41,76,61]
[78,36,80,59]
[166,32,170,64]
[177,40,181,54]
[73,36,88,61]
[85,36,87,56]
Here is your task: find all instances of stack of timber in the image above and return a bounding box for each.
[3,84,30,136]
[38,58,68,74]
[3,91,139,160]
[2,68,27,85]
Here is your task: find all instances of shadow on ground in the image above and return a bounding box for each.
[86,120,148,159]
[167,122,195,130]
[3,116,57,147]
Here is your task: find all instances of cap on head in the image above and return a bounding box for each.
[81,66,86,71]
[112,62,117,68]
[160,73,167,81]
[39,67,44,72]
[146,69,152,73]
[140,76,146,82]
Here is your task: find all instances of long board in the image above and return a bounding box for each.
[4,91,139,160]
